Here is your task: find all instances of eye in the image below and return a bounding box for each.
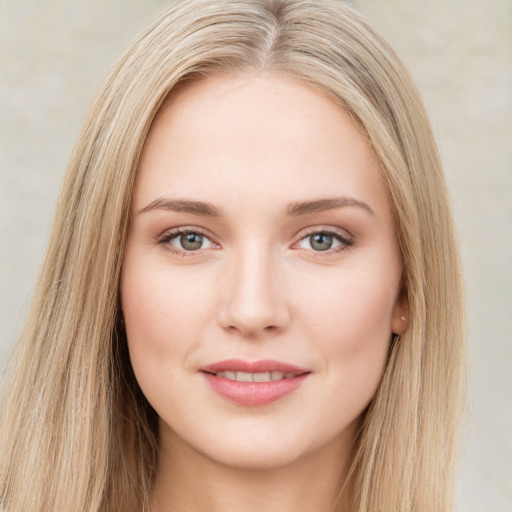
[296,229,353,253]
[158,228,216,254]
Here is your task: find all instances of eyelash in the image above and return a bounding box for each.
[156,226,355,258]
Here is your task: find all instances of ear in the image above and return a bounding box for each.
[391,288,409,335]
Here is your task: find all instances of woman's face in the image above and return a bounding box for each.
[121,71,407,469]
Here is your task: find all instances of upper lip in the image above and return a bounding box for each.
[201,359,311,375]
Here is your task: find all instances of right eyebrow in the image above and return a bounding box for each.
[286,196,375,217]
[138,198,222,217]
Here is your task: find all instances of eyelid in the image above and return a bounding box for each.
[294,225,354,243]
[157,225,213,241]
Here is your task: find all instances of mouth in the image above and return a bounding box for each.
[200,359,311,406]
[204,370,301,382]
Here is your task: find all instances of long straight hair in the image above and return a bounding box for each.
[0,1,466,510]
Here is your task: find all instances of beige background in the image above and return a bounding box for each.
[1,1,511,510]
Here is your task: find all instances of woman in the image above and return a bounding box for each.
[0,1,466,511]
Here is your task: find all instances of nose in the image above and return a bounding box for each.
[217,243,290,338]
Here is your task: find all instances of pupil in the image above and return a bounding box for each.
[311,233,332,251]
[181,233,203,250]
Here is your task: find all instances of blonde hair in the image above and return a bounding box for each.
[0,1,466,510]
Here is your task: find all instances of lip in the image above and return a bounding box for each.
[201,358,310,375]
[200,359,311,406]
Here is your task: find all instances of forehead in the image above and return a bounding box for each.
[134,71,391,219]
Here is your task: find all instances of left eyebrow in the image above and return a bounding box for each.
[138,198,221,216]
[286,197,375,217]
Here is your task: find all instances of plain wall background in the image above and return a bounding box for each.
[1,1,510,510]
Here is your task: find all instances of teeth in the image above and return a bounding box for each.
[214,371,295,382]
[253,372,272,382]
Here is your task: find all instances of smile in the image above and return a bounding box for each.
[200,359,311,406]
[212,371,297,382]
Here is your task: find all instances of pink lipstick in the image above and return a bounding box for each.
[200,359,311,406]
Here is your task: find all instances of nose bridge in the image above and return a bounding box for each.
[218,239,288,337]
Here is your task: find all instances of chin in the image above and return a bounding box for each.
[204,440,310,471]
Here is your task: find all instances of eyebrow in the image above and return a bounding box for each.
[139,198,221,216]
[286,197,375,217]
[139,196,374,217]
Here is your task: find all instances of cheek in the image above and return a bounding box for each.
[296,266,397,399]
[298,263,396,336]
[119,253,213,381]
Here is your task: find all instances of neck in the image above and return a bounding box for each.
[149,421,359,512]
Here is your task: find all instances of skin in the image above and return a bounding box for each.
[120,71,408,512]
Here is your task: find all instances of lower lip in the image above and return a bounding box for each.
[201,372,309,406]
